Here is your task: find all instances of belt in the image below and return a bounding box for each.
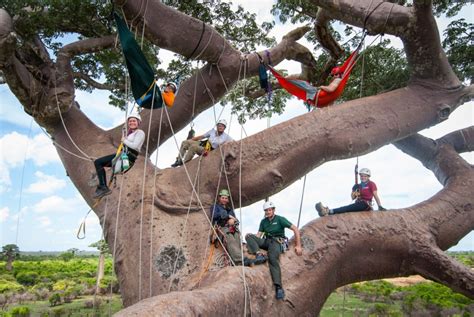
[126,148,139,161]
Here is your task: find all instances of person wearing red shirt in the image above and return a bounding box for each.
[315,168,386,216]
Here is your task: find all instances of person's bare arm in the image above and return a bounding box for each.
[320,77,342,93]
[191,134,204,141]
[373,190,386,210]
[290,225,302,256]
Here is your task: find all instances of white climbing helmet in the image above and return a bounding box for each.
[127,112,142,122]
[216,119,227,127]
[166,81,178,92]
[263,201,275,211]
[359,168,371,177]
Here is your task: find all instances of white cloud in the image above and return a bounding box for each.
[0,160,11,193]
[28,134,61,166]
[26,171,67,194]
[32,195,84,214]
[0,87,34,128]
[0,132,60,167]
[0,132,30,168]
[0,132,61,192]
[37,216,51,227]
[0,207,9,222]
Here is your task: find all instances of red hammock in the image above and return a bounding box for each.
[268,48,360,108]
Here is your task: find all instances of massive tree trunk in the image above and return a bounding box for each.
[0,0,472,315]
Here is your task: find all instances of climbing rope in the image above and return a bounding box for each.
[53,79,95,161]
[296,174,307,229]
[162,105,237,269]
[14,118,33,245]
[167,155,204,292]
[138,83,159,301]
[148,106,165,297]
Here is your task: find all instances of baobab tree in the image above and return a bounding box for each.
[1,244,20,271]
[0,0,472,315]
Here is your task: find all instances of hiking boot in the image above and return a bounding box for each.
[243,257,255,267]
[275,286,285,300]
[315,202,329,217]
[171,159,183,168]
[94,186,112,198]
[254,253,267,265]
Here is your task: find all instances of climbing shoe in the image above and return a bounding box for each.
[171,159,183,168]
[254,253,267,265]
[315,202,329,217]
[243,257,255,267]
[94,186,112,198]
[275,286,285,300]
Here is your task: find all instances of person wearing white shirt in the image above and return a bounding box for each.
[171,119,233,167]
[93,113,145,198]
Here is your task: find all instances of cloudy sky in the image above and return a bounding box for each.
[0,1,472,252]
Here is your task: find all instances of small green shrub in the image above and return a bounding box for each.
[402,282,473,315]
[0,279,24,294]
[351,280,400,298]
[0,274,16,282]
[15,272,37,286]
[48,293,61,307]
[8,306,30,317]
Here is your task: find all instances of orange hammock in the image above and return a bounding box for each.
[267,48,360,108]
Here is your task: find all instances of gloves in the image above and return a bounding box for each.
[378,206,387,211]
[351,191,360,200]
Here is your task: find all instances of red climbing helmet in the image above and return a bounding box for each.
[330,66,343,76]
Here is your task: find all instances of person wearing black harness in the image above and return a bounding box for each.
[210,189,255,266]
[245,201,303,300]
[93,113,145,198]
[210,189,242,265]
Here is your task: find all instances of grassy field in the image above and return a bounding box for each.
[1,252,472,316]
[0,295,122,317]
[321,288,403,316]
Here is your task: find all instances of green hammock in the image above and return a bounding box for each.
[114,12,162,109]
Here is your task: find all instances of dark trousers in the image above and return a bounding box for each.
[246,234,283,287]
[94,154,115,187]
[332,200,371,214]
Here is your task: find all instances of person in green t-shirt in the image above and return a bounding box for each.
[245,201,302,300]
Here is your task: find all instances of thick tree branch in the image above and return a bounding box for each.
[312,0,410,37]
[51,36,118,127]
[314,8,344,59]
[60,35,116,56]
[155,84,470,212]
[312,0,459,87]
[32,35,53,66]
[394,126,473,185]
[0,9,47,120]
[439,126,474,154]
[118,135,474,315]
[106,23,312,157]
[414,246,474,298]
[393,133,474,252]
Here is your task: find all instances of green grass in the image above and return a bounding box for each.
[321,289,403,316]
[2,295,122,317]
